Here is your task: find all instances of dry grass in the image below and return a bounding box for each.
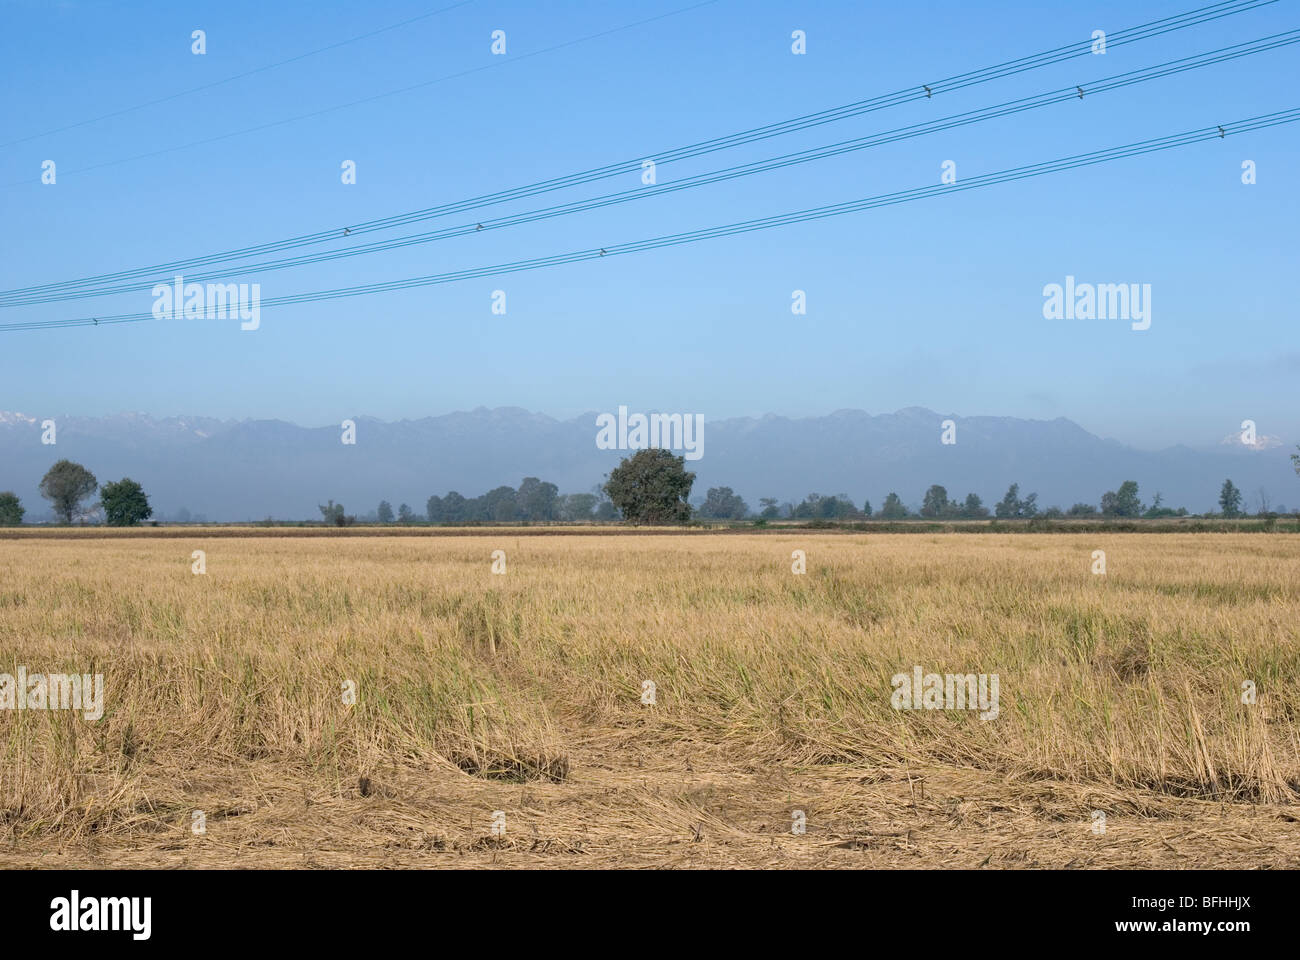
[0,531,1297,868]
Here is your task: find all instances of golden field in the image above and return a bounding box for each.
[0,530,1297,869]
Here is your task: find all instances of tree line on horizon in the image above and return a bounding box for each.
[322,456,1292,526]
[2,451,1298,526]
[730,478,1265,522]
[0,459,152,526]
[319,477,619,526]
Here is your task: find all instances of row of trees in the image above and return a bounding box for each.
[426,477,621,522]
[328,452,700,526]
[6,452,1295,527]
[0,460,152,526]
[320,478,621,526]
[596,454,1291,525]
[742,481,1152,521]
[725,478,1276,522]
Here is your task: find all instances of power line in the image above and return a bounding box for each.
[0,1,479,150]
[0,0,1275,300]
[6,30,1295,306]
[5,109,1294,333]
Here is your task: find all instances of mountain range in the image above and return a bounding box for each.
[0,408,1294,521]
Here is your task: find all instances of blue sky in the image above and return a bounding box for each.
[1,0,1296,449]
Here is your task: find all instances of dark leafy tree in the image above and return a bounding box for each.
[921,485,950,518]
[517,477,559,520]
[995,483,1039,518]
[1067,503,1097,516]
[1219,479,1243,518]
[441,492,467,522]
[995,484,1020,518]
[318,500,350,526]
[1100,480,1142,517]
[561,493,597,520]
[604,449,694,524]
[791,495,817,519]
[1143,492,1183,518]
[758,497,781,520]
[398,503,415,522]
[40,460,98,524]
[0,492,23,526]
[793,493,857,519]
[830,495,858,518]
[879,492,907,520]
[100,478,152,526]
[698,486,749,520]
[479,486,518,522]
[377,500,394,523]
[961,493,989,518]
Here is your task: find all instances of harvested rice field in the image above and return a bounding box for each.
[1,530,1297,868]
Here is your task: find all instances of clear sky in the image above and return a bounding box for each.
[2,0,1296,449]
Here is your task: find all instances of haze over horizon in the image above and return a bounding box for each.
[2,404,1294,521]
